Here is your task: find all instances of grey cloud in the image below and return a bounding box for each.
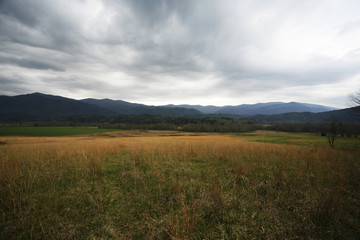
[42,76,117,93]
[0,0,43,27]
[100,1,220,66]
[0,75,22,84]
[0,0,359,107]
[0,75,32,95]
[0,0,83,52]
[0,56,65,71]
[0,0,219,77]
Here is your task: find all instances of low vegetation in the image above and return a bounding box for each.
[237,130,360,149]
[0,126,120,137]
[1,130,359,239]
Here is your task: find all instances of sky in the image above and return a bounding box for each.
[0,0,359,108]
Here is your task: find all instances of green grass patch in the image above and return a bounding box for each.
[237,131,360,149]
[0,126,120,136]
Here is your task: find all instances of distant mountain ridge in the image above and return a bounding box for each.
[0,93,115,121]
[81,98,202,116]
[1,92,355,122]
[214,102,336,115]
[163,104,223,114]
[233,106,360,122]
[0,93,202,121]
[164,102,336,115]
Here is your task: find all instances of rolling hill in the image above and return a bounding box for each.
[81,98,202,117]
[0,93,115,121]
[0,93,202,121]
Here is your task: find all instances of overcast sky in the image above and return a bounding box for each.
[1,0,359,108]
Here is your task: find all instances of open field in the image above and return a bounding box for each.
[0,126,121,137]
[1,130,360,239]
[237,130,360,149]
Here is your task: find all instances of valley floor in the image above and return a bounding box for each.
[1,130,359,239]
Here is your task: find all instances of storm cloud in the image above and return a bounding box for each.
[1,0,359,108]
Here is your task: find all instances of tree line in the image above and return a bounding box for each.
[3,114,359,138]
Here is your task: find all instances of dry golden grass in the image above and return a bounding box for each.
[1,131,359,239]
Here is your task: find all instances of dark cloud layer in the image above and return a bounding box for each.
[0,0,360,107]
[0,56,65,71]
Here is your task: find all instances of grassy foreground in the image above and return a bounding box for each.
[1,132,359,239]
[0,126,120,137]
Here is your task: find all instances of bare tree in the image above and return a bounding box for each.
[327,116,340,149]
[349,90,360,107]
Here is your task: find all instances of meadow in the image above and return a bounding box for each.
[237,130,360,149]
[0,130,359,239]
[0,126,120,137]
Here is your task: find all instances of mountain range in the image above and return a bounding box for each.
[0,93,202,121]
[164,102,335,115]
[0,92,358,122]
